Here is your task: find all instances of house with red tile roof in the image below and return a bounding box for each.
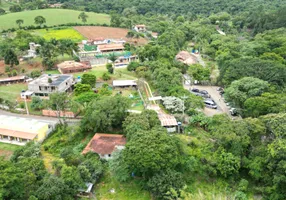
[82,133,126,159]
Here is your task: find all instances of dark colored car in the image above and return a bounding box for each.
[191,88,200,93]
[200,90,208,95]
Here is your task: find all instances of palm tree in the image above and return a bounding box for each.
[34,16,46,27]
[78,12,88,23]
[16,19,24,29]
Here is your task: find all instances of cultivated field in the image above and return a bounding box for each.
[0,9,110,31]
[31,28,85,42]
[74,26,148,45]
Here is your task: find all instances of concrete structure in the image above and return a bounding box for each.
[28,74,74,96]
[0,76,26,85]
[114,55,137,68]
[57,61,92,74]
[82,133,126,159]
[134,24,146,33]
[20,90,34,99]
[23,42,41,59]
[112,80,137,88]
[0,115,54,145]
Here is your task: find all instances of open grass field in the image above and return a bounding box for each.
[30,28,85,42]
[0,9,110,31]
[74,26,148,45]
[95,170,151,200]
[0,143,20,160]
[0,83,28,101]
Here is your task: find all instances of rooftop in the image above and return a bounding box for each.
[82,133,126,155]
[0,115,50,139]
[98,44,124,51]
[0,76,26,82]
[135,24,146,28]
[112,80,137,87]
[175,51,198,65]
[29,74,73,86]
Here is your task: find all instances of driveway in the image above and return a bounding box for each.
[184,85,231,117]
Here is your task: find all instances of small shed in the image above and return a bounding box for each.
[112,80,137,88]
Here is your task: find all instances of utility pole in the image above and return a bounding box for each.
[181,94,188,123]
[24,97,29,115]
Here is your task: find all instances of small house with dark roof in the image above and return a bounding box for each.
[28,74,74,97]
[82,133,126,159]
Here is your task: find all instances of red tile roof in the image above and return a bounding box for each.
[82,133,126,155]
[0,128,37,140]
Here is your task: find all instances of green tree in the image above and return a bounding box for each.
[78,12,88,23]
[81,74,96,87]
[216,149,241,178]
[60,165,84,195]
[123,127,183,178]
[147,169,185,200]
[4,49,19,67]
[9,5,21,12]
[224,77,269,108]
[16,19,24,29]
[188,64,210,81]
[34,16,46,27]
[81,95,131,132]
[109,150,131,182]
[31,97,44,110]
[106,63,114,74]
[35,175,70,200]
[74,83,92,96]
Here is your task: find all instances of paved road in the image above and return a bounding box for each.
[0,109,80,124]
[184,85,231,117]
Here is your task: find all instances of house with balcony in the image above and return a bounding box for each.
[28,74,74,97]
[134,24,147,33]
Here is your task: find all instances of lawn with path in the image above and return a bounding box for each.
[0,9,110,31]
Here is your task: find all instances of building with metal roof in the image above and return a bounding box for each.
[0,115,54,145]
[28,74,74,96]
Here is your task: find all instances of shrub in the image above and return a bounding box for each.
[5,66,10,73]
[102,72,111,81]
[106,63,113,74]
[127,61,140,71]
[30,70,41,78]
[31,97,44,110]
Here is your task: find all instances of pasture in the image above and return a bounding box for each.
[0,9,110,31]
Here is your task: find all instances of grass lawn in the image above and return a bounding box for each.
[0,9,110,31]
[0,83,28,101]
[30,28,85,42]
[0,143,21,160]
[95,170,151,200]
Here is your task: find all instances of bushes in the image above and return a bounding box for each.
[147,169,185,200]
[106,63,114,74]
[102,72,111,81]
[30,70,41,78]
[31,97,44,110]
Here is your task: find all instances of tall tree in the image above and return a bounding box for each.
[34,16,46,27]
[4,49,19,68]
[16,19,24,29]
[78,12,88,23]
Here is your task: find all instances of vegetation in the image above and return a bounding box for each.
[0,9,110,31]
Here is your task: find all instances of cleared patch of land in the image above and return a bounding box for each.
[0,83,28,101]
[31,28,85,42]
[74,26,148,45]
[0,143,20,160]
[0,9,110,31]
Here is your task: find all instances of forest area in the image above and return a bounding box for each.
[0,0,286,200]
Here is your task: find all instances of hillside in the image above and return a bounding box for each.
[0,9,110,31]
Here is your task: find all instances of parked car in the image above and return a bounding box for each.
[191,88,200,93]
[200,90,208,95]
[204,99,217,109]
[229,108,238,116]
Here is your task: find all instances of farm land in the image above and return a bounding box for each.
[0,9,110,31]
